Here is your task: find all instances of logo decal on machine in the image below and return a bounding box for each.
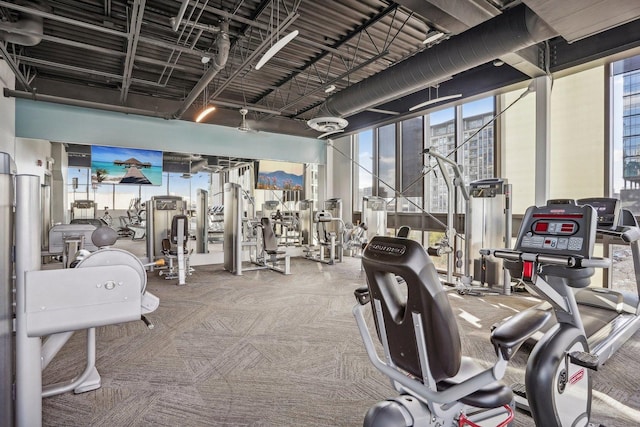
[569,368,585,385]
[368,242,406,256]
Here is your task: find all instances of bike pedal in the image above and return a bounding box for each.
[511,383,527,398]
[569,351,599,370]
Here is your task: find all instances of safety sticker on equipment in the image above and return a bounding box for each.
[569,368,585,385]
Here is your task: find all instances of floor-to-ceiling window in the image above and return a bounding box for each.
[613,55,640,209]
[377,124,396,213]
[461,97,495,183]
[401,116,424,213]
[610,55,640,293]
[426,107,455,213]
[355,129,374,211]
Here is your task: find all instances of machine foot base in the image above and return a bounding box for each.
[74,367,101,394]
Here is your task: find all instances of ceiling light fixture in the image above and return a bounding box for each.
[255,30,299,70]
[325,84,336,93]
[409,94,462,111]
[367,108,400,115]
[409,84,462,112]
[422,31,444,45]
[195,106,216,122]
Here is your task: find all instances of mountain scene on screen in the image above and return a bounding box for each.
[257,170,303,190]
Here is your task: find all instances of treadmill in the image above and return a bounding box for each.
[573,197,640,364]
[526,198,640,367]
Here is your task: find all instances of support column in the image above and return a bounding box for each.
[15,174,42,427]
[50,142,68,225]
[534,75,551,206]
[0,153,15,427]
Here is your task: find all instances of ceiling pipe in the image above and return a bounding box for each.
[0,0,50,46]
[4,88,173,120]
[173,20,230,119]
[317,4,557,119]
[170,0,191,32]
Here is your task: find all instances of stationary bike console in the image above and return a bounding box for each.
[483,201,610,287]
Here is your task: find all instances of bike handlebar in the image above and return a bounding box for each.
[481,248,611,269]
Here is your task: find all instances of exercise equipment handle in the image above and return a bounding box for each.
[481,249,610,269]
[482,249,577,267]
[143,259,165,268]
[578,257,611,269]
[598,227,640,243]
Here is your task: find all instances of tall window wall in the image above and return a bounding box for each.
[461,98,495,182]
[67,168,213,213]
[613,55,640,213]
[401,117,424,212]
[427,108,455,213]
[355,96,496,239]
[355,129,374,211]
[377,124,396,209]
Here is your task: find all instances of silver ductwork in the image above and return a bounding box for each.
[317,4,557,119]
[0,0,50,46]
[173,20,231,119]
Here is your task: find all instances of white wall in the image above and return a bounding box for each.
[327,135,353,223]
[50,142,68,224]
[0,61,15,156]
[14,138,51,183]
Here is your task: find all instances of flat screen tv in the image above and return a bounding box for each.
[91,145,163,185]
[256,160,304,191]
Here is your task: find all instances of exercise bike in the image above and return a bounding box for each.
[483,201,612,426]
[353,235,551,426]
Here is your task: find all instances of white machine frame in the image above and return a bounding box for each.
[1,164,159,427]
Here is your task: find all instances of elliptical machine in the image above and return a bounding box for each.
[483,200,614,426]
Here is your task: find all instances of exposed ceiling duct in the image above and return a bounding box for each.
[0,0,49,46]
[316,4,558,120]
[173,20,230,119]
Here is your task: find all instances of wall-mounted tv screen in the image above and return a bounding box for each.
[91,145,163,185]
[256,160,304,191]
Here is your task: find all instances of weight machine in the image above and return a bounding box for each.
[302,198,344,265]
[424,149,513,294]
[70,199,97,221]
[146,195,192,284]
[423,148,470,285]
[1,152,160,427]
[223,182,264,275]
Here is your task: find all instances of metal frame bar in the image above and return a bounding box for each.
[0,42,32,91]
[251,3,399,113]
[120,0,146,103]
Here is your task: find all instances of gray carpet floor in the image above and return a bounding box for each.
[41,256,640,426]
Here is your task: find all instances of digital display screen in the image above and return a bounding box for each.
[91,145,163,186]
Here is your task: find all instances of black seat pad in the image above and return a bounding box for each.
[168,248,189,256]
[437,357,513,408]
[266,249,286,255]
